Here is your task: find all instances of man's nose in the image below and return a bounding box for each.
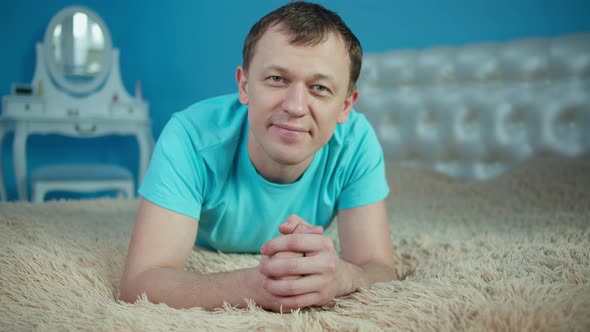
[281,83,308,117]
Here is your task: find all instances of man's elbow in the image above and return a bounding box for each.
[118,288,135,303]
[363,260,399,282]
[378,259,399,281]
[118,274,142,303]
[386,266,400,281]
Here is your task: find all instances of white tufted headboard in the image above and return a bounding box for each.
[356,32,590,180]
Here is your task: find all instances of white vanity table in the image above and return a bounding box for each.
[0,6,153,201]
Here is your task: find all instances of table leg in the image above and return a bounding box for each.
[13,125,29,201]
[136,127,154,194]
[0,123,7,201]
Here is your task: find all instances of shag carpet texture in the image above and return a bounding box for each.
[1,155,589,331]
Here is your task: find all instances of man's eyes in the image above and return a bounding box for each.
[266,76,331,95]
[268,75,284,83]
[312,85,327,93]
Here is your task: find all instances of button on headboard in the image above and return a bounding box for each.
[356,32,590,179]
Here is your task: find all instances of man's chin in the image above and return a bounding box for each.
[271,155,307,166]
[269,149,312,166]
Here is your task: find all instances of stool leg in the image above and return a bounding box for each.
[32,184,46,203]
[124,183,134,199]
[116,190,125,199]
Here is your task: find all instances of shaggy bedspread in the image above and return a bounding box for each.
[1,155,589,331]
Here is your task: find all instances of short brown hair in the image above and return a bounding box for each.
[242,1,363,92]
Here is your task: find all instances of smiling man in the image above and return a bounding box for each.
[119,1,397,312]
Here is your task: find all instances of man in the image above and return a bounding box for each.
[119,1,397,312]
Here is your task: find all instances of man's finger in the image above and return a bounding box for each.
[279,214,324,235]
[274,292,322,311]
[261,233,331,255]
[278,214,310,235]
[267,251,304,280]
[263,274,327,296]
[259,254,332,278]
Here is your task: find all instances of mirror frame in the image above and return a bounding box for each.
[43,6,113,95]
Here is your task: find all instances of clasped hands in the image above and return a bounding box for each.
[256,214,353,311]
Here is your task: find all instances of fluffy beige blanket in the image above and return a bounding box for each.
[1,156,589,331]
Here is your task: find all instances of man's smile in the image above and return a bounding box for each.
[270,123,310,140]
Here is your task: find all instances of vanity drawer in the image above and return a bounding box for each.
[2,98,45,117]
[110,102,148,120]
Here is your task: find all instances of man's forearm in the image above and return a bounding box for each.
[119,267,260,310]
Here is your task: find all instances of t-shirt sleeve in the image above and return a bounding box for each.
[337,118,390,210]
[138,115,205,221]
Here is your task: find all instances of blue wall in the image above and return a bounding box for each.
[1,0,589,200]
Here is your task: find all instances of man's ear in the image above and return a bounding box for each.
[236,66,248,105]
[337,88,359,124]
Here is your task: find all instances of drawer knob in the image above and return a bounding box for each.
[75,123,97,135]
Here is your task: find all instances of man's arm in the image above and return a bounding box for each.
[258,200,397,309]
[336,200,398,289]
[119,198,279,311]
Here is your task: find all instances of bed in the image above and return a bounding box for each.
[1,33,589,331]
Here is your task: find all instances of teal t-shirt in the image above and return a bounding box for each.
[139,93,389,253]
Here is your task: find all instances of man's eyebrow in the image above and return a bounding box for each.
[263,65,290,75]
[263,65,337,87]
[310,73,337,87]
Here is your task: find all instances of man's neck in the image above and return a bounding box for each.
[247,132,313,184]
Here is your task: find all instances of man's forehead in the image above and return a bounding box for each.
[251,25,351,88]
[254,26,348,65]
[264,23,342,47]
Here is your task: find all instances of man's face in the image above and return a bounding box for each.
[237,25,358,173]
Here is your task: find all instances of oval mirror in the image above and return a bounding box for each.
[44,6,112,95]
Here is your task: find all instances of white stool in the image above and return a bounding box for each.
[30,163,135,203]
